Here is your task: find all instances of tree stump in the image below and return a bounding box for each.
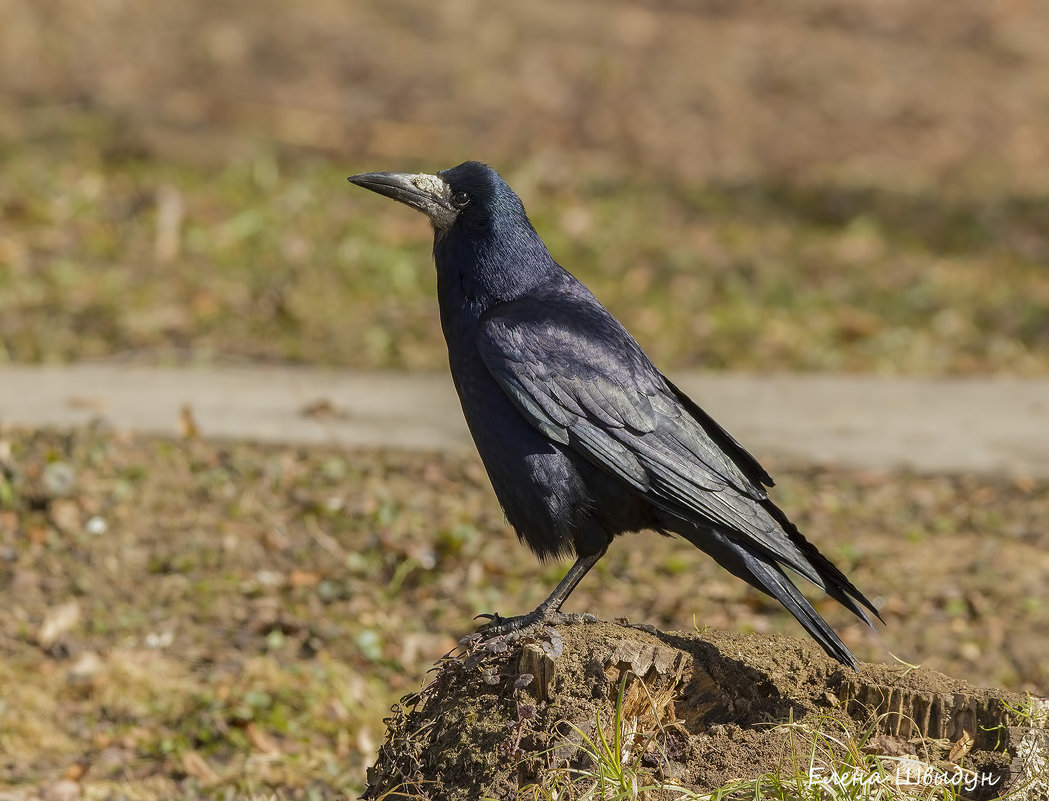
[364,621,1047,801]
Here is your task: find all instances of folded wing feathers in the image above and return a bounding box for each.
[477,310,878,650]
[510,362,842,592]
[569,423,651,491]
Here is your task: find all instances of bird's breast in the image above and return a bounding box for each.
[444,338,641,560]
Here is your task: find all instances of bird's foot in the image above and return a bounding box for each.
[475,609,597,636]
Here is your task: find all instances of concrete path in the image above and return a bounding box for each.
[0,365,1046,477]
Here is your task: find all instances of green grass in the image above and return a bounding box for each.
[503,708,1002,801]
[507,698,990,801]
[2,112,1048,374]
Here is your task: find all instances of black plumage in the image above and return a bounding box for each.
[348,161,879,668]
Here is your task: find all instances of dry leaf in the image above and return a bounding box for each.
[300,398,347,419]
[181,750,220,784]
[180,405,200,439]
[357,725,375,757]
[49,499,82,533]
[288,569,320,588]
[154,184,184,263]
[38,601,81,648]
[40,779,81,801]
[61,762,87,781]
[863,733,916,757]
[246,721,281,754]
[948,729,974,762]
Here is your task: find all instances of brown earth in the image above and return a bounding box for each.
[364,621,1046,800]
[1,426,1048,798]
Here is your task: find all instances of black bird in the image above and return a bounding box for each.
[348,161,879,668]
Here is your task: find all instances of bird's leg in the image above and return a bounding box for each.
[480,548,605,635]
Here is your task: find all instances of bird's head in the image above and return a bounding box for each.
[349,161,554,307]
[348,161,527,238]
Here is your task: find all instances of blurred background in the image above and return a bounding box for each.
[4,0,1049,372]
[1,1,1048,798]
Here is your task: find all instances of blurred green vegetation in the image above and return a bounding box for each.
[3,0,1049,374]
[2,113,1048,373]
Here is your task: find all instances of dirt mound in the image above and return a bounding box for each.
[364,621,1046,800]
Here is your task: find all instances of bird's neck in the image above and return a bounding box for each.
[433,219,557,313]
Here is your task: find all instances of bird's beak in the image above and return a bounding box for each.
[347,171,457,229]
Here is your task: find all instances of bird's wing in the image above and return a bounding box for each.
[476,297,802,555]
[478,295,880,631]
[658,373,774,490]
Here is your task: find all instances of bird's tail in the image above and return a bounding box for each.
[758,498,882,629]
[673,522,871,669]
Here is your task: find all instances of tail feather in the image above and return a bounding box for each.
[759,498,883,626]
[675,522,867,669]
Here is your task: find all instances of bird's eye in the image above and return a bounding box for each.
[451,191,470,209]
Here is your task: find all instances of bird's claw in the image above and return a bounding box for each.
[478,613,543,636]
[476,610,597,636]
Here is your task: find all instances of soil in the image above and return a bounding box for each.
[364,621,1045,800]
[1,426,1048,798]
[1,425,1049,798]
